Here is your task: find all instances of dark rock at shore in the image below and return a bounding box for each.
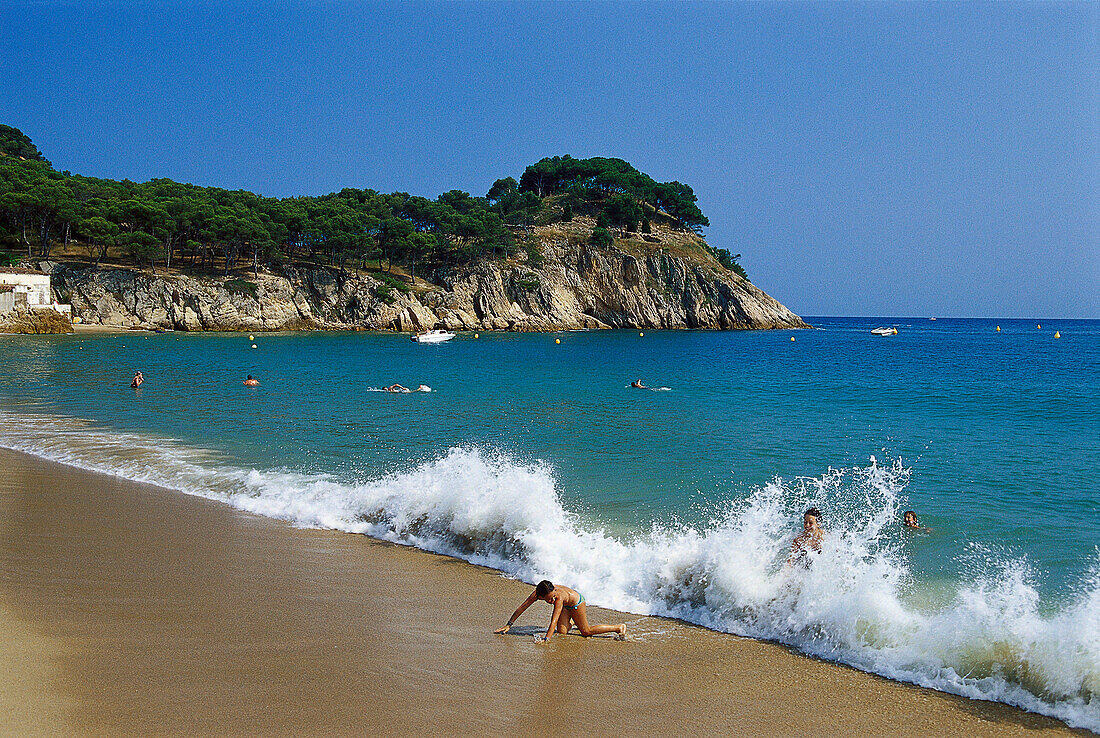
[0,307,72,334]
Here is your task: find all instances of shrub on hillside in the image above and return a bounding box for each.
[590,227,613,248]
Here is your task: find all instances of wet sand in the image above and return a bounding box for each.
[0,448,1085,736]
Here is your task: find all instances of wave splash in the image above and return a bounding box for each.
[1,411,1097,732]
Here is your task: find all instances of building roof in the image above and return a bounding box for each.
[0,266,48,276]
[0,284,14,292]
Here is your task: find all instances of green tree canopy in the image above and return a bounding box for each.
[517,155,708,230]
[0,125,50,164]
[0,126,725,279]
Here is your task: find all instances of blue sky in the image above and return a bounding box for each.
[2,1,1096,317]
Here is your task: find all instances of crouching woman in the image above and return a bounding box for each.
[494,580,626,642]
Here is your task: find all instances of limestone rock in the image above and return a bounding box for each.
[45,224,808,333]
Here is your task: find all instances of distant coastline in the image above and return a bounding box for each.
[1,126,805,332]
[31,217,807,333]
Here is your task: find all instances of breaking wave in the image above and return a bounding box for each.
[2,411,1096,732]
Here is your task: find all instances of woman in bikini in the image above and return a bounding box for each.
[494,580,626,642]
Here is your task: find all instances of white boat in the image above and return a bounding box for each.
[871,326,898,336]
[411,329,456,343]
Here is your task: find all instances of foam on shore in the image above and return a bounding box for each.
[2,410,1096,732]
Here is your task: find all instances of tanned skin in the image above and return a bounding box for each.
[787,510,824,567]
[494,584,626,642]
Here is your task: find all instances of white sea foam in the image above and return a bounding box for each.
[1,410,1097,732]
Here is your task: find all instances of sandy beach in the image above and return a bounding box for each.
[0,447,1085,737]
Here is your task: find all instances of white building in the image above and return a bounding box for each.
[0,267,71,316]
[0,285,14,314]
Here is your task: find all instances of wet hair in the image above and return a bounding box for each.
[247,375,253,380]
[535,580,554,598]
[804,507,821,521]
[904,510,917,522]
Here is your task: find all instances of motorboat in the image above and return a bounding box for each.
[411,329,456,343]
[871,327,898,336]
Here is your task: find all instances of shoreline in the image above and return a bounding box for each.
[0,447,1086,736]
[66,323,809,334]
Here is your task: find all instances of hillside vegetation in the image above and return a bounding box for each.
[0,125,747,284]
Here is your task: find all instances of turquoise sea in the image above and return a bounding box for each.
[1,318,1097,730]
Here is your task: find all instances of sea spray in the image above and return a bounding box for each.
[1,410,1097,732]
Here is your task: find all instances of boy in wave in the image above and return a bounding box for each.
[494,580,627,642]
[788,507,824,567]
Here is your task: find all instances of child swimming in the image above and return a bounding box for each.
[903,510,931,531]
[494,580,627,642]
[787,507,824,567]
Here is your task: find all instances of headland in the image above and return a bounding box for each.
[40,218,806,332]
[1,127,806,333]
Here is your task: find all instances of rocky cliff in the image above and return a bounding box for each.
[41,220,807,332]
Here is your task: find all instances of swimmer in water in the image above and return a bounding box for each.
[130,371,144,388]
[384,384,410,393]
[243,375,259,386]
[787,507,824,567]
[416,384,431,392]
[903,510,931,531]
[631,379,646,389]
[495,580,627,642]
